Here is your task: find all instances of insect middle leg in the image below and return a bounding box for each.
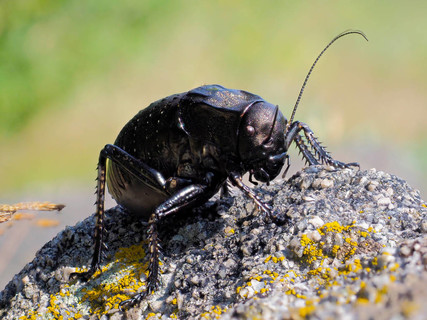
[120,183,211,308]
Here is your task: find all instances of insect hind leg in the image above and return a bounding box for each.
[70,149,109,281]
[70,144,169,282]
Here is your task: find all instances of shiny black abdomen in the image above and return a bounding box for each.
[107,93,187,216]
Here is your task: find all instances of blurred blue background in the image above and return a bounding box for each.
[1,1,426,291]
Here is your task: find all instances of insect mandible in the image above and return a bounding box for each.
[71,30,368,308]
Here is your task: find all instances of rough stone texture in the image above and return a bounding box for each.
[1,166,426,319]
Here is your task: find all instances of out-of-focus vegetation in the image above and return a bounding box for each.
[1,0,182,136]
[0,201,64,223]
[1,1,426,194]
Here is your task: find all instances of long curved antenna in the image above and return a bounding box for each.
[286,30,368,132]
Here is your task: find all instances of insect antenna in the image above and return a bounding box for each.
[285,30,368,133]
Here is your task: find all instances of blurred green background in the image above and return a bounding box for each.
[0,0,426,290]
[1,0,426,195]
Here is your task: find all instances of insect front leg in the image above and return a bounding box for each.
[285,121,359,168]
[293,134,320,166]
[71,144,169,282]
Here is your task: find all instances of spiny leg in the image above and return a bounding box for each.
[120,183,210,309]
[71,151,108,280]
[300,122,359,168]
[286,121,359,168]
[71,144,169,281]
[298,122,339,165]
[293,134,319,166]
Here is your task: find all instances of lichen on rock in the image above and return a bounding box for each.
[1,166,426,319]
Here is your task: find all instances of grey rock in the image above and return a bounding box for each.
[1,166,426,319]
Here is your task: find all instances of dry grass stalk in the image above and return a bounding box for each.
[0,202,65,224]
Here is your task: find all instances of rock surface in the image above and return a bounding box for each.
[1,166,426,319]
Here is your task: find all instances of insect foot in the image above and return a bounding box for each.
[69,269,97,282]
[269,209,292,226]
[118,292,147,310]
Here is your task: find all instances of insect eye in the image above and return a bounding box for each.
[245,126,255,136]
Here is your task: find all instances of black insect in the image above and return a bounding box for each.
[72,30,367,308]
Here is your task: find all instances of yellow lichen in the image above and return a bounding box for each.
[200,305,229,319]
[22,218,391,319]
[389,263,399,272]
[401,301,420,318]
[317,221,355,235]
[21,241,150,319]
[356,297,370,304]
[298,303,315,317]
[374,285,388,304]
[224,227,235,235]
[372,257,378,266]
[332,245,340,256]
